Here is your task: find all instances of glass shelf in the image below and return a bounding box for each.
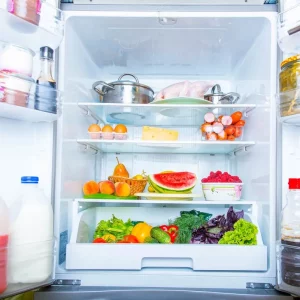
[76,139,255,155]
[278,3,300,53]
[77,102,257,126]
[0,0,64,51]
[76,198,257,206]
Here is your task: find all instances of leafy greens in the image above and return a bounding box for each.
[218,219,258,245]
[191,206,244,244]
[94,214,133,241]
[170,210,212,244]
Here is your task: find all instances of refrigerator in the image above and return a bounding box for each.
[0,0,300,299]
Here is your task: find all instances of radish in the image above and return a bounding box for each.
[206,132,217,141]
[221,115,233,126]
[218,130,228,140]
[212,122,224,134]
[201,123,213,133]
[204,112,215,124]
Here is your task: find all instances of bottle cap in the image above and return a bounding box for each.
[40,47,54,60]
[21,176,39,184]
[288,178,300,189]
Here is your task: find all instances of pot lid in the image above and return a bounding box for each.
[107,73,154,93]
[205,84,225,97]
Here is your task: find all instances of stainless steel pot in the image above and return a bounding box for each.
[92,74,154,104]
[204,84,240,104]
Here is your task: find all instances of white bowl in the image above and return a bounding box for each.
[201,182,243,201]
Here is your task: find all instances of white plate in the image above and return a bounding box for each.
[135,193,203,200]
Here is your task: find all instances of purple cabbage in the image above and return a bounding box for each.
[190,206,244,244]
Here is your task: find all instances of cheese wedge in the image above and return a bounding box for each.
[142,126,179,141]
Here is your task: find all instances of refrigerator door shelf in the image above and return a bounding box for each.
[0,0,64,52]
[278,3,300,53]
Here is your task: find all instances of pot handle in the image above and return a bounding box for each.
[92,81,115,96]
[211,84,222,94]
[219,92,240,104]
[118,73,139,83]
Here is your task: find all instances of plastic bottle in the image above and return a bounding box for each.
[0,197,9,293]
[281,178,300,243]
[8,176,53,284]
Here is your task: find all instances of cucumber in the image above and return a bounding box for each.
[144,236,159,244]
[150,227,171,244]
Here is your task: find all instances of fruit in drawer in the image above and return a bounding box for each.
[113,157,129,178]
[99,180,115,195]
[148,172,197,194]
[115,182,131,197]
[83,181,99,195]
[224,125,235,136]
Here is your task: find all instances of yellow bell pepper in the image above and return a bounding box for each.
[101,234,116,243]
[131,222,152,243]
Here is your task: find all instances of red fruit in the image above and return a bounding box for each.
[228,135,236,141]
[235,120,246,127]
[234,127,243,138]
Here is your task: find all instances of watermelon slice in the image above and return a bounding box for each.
[148,172,197,194]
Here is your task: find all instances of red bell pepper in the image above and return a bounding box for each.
[93,238,106,243]
[159,225,179,243]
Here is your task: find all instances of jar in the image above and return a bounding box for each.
[0,72,34,107]
[7,0,41,26]
[280,55,300,93]
[279,55,300,118]
[0,42,35,77]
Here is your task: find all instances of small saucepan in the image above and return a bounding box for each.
[204,84,240,105]
[92,73,154,104]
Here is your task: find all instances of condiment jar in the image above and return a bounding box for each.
[280,55,300,93]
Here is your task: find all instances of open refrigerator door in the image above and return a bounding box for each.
[0,0,64,298]
[276,0,300,297]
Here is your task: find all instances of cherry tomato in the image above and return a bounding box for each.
[224,126,235,135]
[93,238,106,243]
[234,127,243,138]
[122,235,139,243]
[234,120,246,127]
[231,111,242,124]
[228,135,236,141]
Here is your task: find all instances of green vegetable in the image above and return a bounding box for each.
[150,227,171,244]
[94,214,133,241]
[170,210,212,244]
[218,219,258,245]
[144,236,159,244]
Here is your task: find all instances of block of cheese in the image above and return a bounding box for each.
[142,126,179,141]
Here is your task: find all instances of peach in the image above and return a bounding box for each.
[115,182,131,197]
[83,181,99,195]
[99,180,115,195]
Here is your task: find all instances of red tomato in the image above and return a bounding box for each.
[234,127,243,138]
[228,135,236,141]
[235,120,246,127]
[231,111,242,124]
[224,126,235,135]
[122,235,139,243]
[93,238,106,243]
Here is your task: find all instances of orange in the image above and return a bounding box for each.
[114,124,127,133]
[88,124,101,132]
[102,125,113,132]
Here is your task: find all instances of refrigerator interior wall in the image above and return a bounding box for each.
[55,11,277,288]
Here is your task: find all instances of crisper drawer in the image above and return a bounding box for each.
[66,243,267,271]
[65,203,267,272]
